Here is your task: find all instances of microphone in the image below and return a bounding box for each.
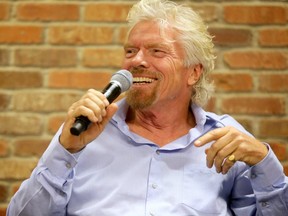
[70,70,133,136]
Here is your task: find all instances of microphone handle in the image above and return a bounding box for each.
[70,84,121,136]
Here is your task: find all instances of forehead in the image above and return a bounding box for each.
[126,20,177,45]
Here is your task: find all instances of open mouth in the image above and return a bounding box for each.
[133,77,157,84]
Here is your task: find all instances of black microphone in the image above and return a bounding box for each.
[70,70,133,136]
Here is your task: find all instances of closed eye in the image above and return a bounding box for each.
[151,48,166,57]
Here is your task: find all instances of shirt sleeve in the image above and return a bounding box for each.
[6,128,82,216]
[248,146,288,215]
[232,146,288,216]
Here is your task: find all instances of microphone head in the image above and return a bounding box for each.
[111,70,133,92]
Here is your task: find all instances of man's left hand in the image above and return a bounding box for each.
[194,126,268,174]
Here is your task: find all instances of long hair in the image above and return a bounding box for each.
[126,0,215,107]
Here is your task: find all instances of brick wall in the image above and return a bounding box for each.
[0,0,287,214]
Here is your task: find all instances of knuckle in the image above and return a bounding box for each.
[83,97,91,105]
[217,149,226,159]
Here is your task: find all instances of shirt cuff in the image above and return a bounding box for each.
[248,145,285,191]
[41,128,82,180]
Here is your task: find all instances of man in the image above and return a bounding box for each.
[7,0,288,215]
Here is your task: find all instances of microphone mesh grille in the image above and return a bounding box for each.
[111,70,133,92]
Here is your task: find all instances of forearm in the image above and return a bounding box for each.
[7,130,79,216]
[7,169,73,216]
[250,147,288,215]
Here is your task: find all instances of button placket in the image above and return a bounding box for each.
[145,150,162,216]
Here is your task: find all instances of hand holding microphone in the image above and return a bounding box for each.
[70,70,133,136]
[59,70,132,153]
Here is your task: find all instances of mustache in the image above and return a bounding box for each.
[129,67,158,77]
[130,67,146,74]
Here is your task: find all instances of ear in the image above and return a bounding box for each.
[187,64,203,86]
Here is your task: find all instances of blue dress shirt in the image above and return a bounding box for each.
[7,99,288,216]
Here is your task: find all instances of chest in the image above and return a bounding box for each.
[66,135,233,216]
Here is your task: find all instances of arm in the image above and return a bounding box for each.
[248,148,288,215]
[7,130,78,216]
[194,126,288,215]
[7,90,118,216]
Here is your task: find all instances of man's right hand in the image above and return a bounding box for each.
[59,89,118,153]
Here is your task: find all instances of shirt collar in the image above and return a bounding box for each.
[112,98,223,131]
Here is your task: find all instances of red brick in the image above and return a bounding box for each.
[84,3,132,22]
[83,47,124,67]
[0,71,43,88]
[11,182,22,196]
[224,5,287,24]
[118,26,129,44]
[48,70,112,89]
[284,165,288,176]
[212,73,253,92]
[190,4,218,22]
[224,51,287,70]
[259,74,288,92]
[14,49,77,67]
[49,26,114,45]
[0,206,6,216]
[259,28,288,47]
[12,91,81,112]
[0,159,38,180]
[17,3,79,21]
[0,139,9,157]
[0,93,10,110]
[204,97,216,113]
[0,114,42,135]
[269,142,288,161]
[0,26,43,44]
[221,97,285,115]
[0,3,9,20]
[209,28,252,46]
[47,115,66,134]
[259,119,288,138]
[0,49,9,65]
[234,118,254,134]
[13,139,50,157]
[0,184,8,202]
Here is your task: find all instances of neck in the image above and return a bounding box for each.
[126,100,195,147]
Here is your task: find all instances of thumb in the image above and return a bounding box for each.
[101,103,118,125]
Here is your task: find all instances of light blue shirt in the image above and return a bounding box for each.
[7,99,288,216]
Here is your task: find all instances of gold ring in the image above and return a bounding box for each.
[228,154,236,162]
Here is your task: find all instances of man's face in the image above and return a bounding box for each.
[122,20,195,110]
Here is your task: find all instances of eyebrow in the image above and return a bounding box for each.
[124,42,172,51]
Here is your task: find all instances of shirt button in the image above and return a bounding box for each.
[261,202,269,207]
[156,150,160,155]
[65,163,72,169]
[152,183,158,189]
[251,173,257,179]
[149,212,155,216]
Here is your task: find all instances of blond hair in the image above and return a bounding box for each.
[127,0,215,106]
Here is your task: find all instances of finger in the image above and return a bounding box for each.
[85,89,109,107]
[194,127,230,147]
[73,105,99,123]
[202,130,233,168]
[73,92,109,123]
[205,132,235,168]
[212,143,236,173]
[221,154,237,174]
[102,103,118,125]
[83,92,109,117]
[89,103,118,131]
[82,98,105,122]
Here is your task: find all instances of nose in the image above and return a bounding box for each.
[131,50,149,68]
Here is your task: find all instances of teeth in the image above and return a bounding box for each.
[133,77,155,83]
